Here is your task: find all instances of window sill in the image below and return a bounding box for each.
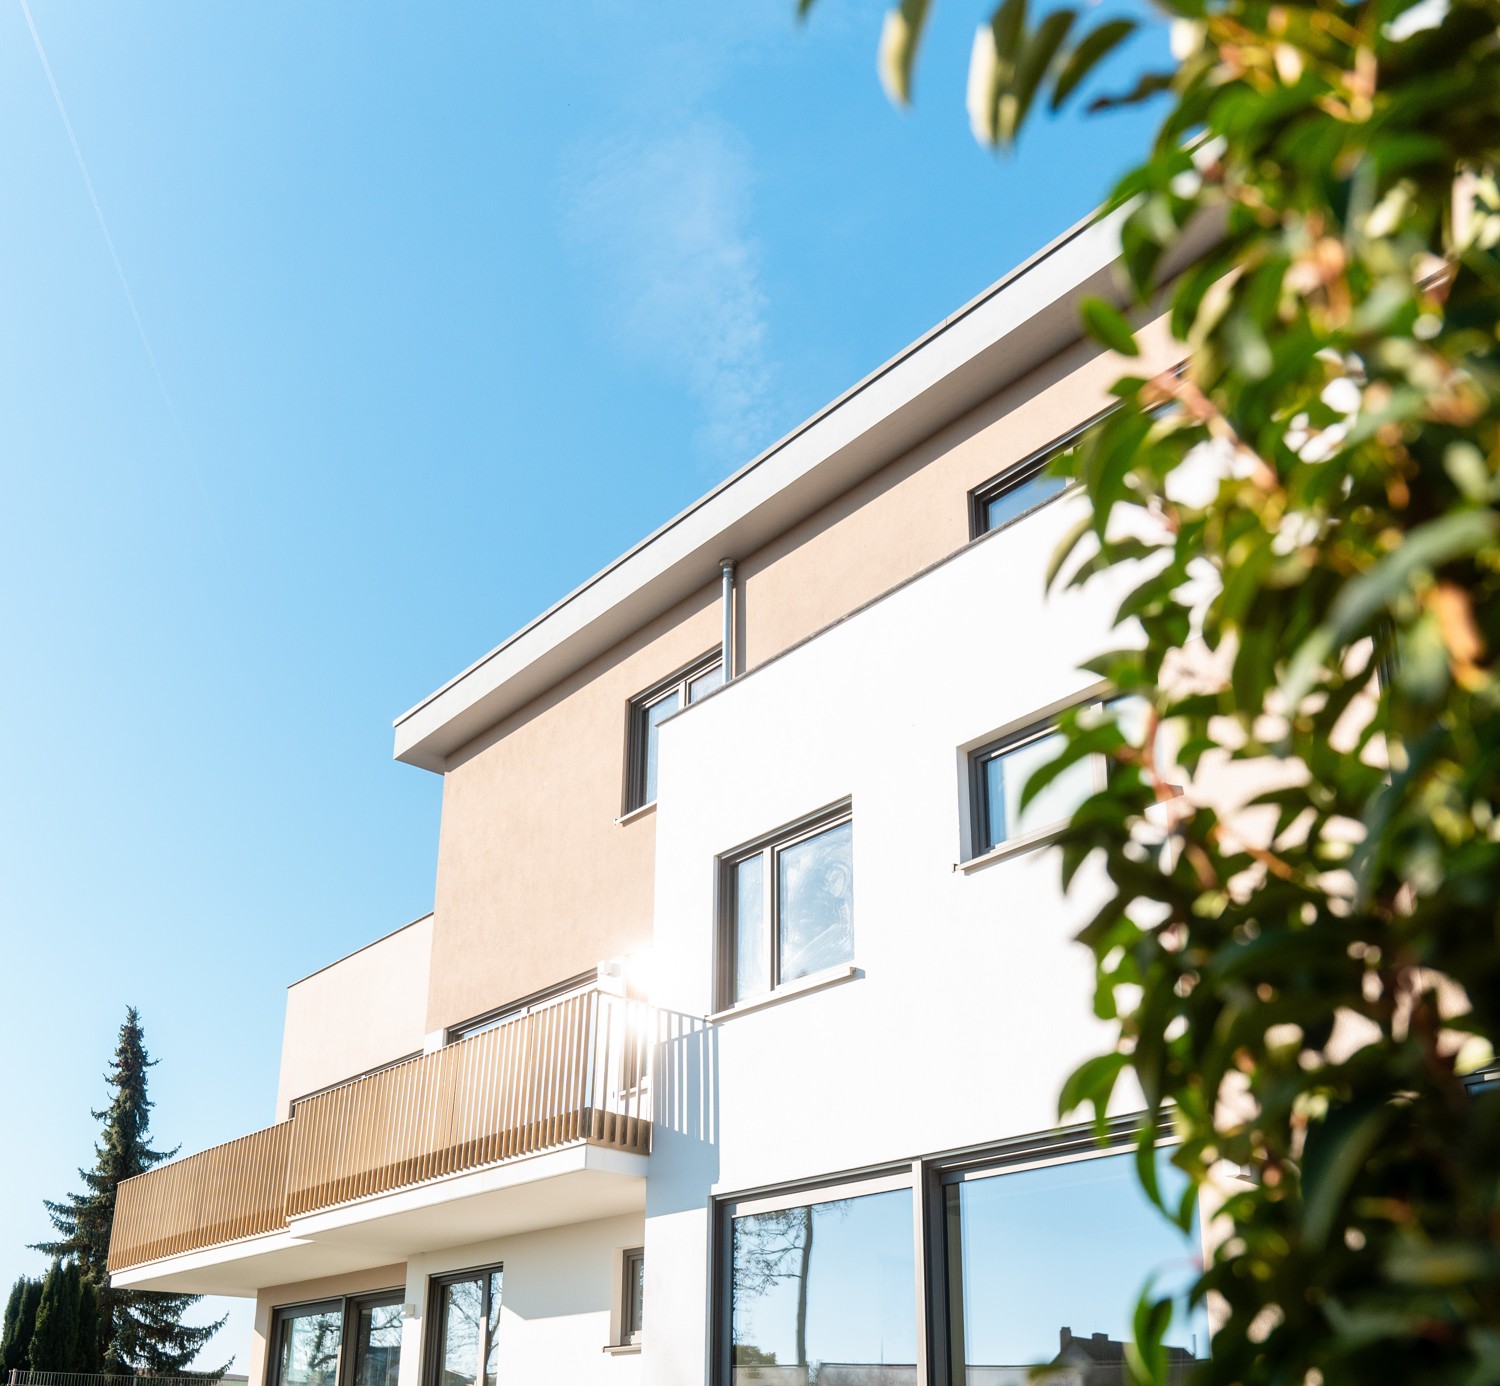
[602,1343,642,1356]
[614,801,656,827]
[955,823,1067,874]
[708,964,862,1022]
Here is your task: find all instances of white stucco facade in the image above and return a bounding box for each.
[640,490,1148,1384]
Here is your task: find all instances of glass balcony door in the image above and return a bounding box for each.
[348,1295,403,1386]
[431,1267,504,1386]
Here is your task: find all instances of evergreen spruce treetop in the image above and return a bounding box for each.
[34,1007,227,1377]
[35,1007,173,1281]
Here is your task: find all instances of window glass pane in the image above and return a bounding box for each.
[641,690,680,805]
[983,469,1067,532]
[731,1187,916,1384]
[437,1278,483,1386]
[733,853,768,1002]
[625,1251,645,1339]
[777,820,854,985]
[688,662,724,702]
[276,1308,342,1386]
[352,1302,402,1386]
[483,1271,503,1386]
[983,728,1093,849]
[946,1149,1209,1383]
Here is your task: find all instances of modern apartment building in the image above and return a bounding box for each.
[107,209,1218,1386]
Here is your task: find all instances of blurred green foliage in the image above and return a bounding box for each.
[803,0,1500,1378]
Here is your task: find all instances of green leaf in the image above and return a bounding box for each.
[996,7,1077,146]
[1281,508,1499,708]
[1050,17,1136,110]
[878,0,933,106]
[1301,1098,1398,1252]
[1080,296,1141,356]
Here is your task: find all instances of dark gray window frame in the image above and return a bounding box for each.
[268,1289,404,1386]
[625,649,724,813]
[424,1263,503,1386]
[715,799,854,1012]
[710,1113,1186,1386]
[621,1247,645,1345]
[968,415,1103,541]
[968,712,1104,861]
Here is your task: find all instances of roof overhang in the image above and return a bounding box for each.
[393,206,1215,772]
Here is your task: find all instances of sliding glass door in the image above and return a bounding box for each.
[271,1293,403,1386]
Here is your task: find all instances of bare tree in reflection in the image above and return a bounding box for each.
[732,1202,851,1377]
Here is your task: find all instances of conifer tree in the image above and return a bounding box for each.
[0,1276,43,1379]
[27,1260,101,1374]
[34,1008,227,1375]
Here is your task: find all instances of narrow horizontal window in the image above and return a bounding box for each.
[626,650,724,812]
[972,456,1069,537]
[968,695,1153,860]
[971,720,1096,857]
[720,805,853,1009]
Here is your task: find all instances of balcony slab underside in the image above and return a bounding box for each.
[112,1143,648,1297]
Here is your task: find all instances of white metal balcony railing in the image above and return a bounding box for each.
[107,989,650,1274]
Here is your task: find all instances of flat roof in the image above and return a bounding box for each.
[392,205,1196,773]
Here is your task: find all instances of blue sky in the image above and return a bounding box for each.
[0,0,1166,1367]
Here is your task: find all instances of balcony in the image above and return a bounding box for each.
[107,988,650,1293]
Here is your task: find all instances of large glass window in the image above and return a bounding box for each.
[944,1148,1209,1383]
[431,1268,503,1386]
[721,807,854,1007]
[717,1136,1210,1385]
[730,1186,916,1384]
[627,652,724,811]
[273,1304,343,1386]
[271,1293,405,1386]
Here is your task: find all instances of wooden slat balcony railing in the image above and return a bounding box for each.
[107,989,651,1275]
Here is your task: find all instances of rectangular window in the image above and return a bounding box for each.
[271,1294,405,1386]
[714,1130,1209,1385]
[971,719,1098,858]
[429,1267,503,1386]
[626,651,725,811]
[944,1146,1208,1381]
[348,1297,403,1386]
[621,1248,645,1345]
[272,1303,343,1386]
[720,805,854,1008]
[728,1182,916,1384]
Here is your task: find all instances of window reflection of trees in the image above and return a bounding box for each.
[353,1304,403,1386]
[732,1200,864,1383]
[281,1311,342,1386]
[439,1280,483,1386]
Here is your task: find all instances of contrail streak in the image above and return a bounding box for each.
[18,0,187,445]
[18,0,233,568]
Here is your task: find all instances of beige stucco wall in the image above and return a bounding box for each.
[426,587,721,1033]
[426,318,1180,1037]
[276,916,433,1119]
[248,1263,407,1386]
